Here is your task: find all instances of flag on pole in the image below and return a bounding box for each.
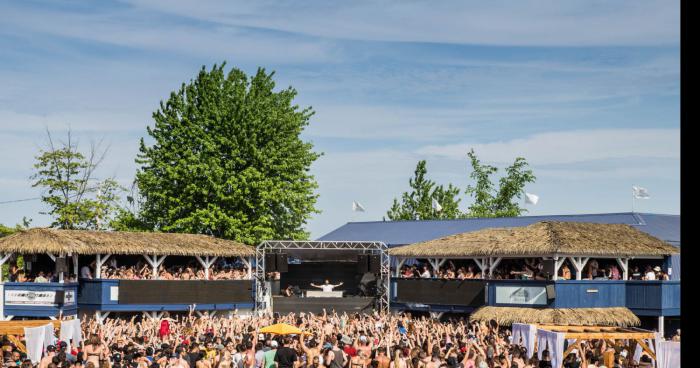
[632,186,650,199]
[525,192,539,205]
[431,198,443,212]
[352,201,365,212]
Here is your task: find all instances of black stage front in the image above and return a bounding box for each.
[272,296,374,314]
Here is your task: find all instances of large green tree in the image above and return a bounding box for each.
[131,63,321,244]
[31,130,123,229]
[464,149,536,217]
[386,160,461,220]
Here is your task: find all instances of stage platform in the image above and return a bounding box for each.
[272,296,374,314]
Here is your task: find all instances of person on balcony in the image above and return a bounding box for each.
[419,266,432,279]
[559,264,572,280]
[81,260,95,279]
[34,271,48,283]
[643,266,657,280]
[608,264,621,280]
[510,265,533,280]
[7,263,19,282]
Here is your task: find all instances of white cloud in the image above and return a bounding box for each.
[416,129,679,165]
[123,0,679,46]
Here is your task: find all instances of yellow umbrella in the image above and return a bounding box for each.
[259,323,311,335]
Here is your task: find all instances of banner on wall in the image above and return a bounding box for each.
[4,289,75,306]
[495,285,548,305]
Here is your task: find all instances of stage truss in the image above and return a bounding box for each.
[255,241,390,315]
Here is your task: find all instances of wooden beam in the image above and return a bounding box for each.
[634,339,657,361]
[562,339,581,356]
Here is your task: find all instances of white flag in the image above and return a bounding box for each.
[352,201,365,212]
[632,186,650,199]
[525,192,539,205]
[432,198,443,212]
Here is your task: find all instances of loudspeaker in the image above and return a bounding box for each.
[369,255,381,273]
[357,254,369,273]
[55,257,69,273]
[542,259,555,277]
[265,253,277,272]
[54,290,66,305]
[546,284,556,300]
[276,253,288,273]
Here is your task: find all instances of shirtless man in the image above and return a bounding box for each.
[300,334,322,366]
[374,348,390,368]
[38,345,56,368]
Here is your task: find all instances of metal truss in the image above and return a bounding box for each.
[255,241,390,316]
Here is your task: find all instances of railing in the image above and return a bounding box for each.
[391,278,680,316]
[78,278,255,312]
[1,282,79,318]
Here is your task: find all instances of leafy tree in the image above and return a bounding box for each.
[31,130,123,229]
[132,63,321,244]
[386,160,461,220]
[464,149,535,217]
[0,224,15,238]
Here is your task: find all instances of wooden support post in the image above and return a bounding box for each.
[616,258,629,280]
[569,257,589,280]
[634,339,657,361]
[72,254,79,279]
[96,254,111,279]
[474,258,487,278]
[394,258,406,277]
[144,255,167,279]
[196,256,218,279]
[489,257,502,278]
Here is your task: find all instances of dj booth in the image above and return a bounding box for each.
[256,241,390,314]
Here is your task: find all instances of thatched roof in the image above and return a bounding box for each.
[469,306,640,327]
[390,221,678,258]
[0,228,255,257]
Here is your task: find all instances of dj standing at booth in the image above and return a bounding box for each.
[310,280,344,292]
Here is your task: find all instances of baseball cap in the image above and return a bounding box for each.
[270,341,278,348]
[653,266,661,272]
[46,345,56,352]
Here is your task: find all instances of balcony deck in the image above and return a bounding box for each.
[390,278,680,316]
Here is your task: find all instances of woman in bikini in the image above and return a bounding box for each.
[83,334,106,368]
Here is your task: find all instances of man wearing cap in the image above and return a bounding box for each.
[38,345,56,368]
[263,340,278,368]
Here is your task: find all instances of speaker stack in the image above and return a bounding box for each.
[265,253,289,272]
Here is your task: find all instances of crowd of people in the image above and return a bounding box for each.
[2,310,670,368]
[396,259,670,282]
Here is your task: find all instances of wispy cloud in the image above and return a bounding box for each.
[416,129,679,165]
[123,0,679,46]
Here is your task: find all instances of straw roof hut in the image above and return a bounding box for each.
[389,221,678,258]
[0,228,254,257]
[469,306,640,327]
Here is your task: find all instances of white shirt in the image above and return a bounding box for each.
[645,271,656,280]
[420,270,431,278]
[80,266,92,279]
[321,284,335,292]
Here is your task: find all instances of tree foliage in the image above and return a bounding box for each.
[31,130,123,229]
[388,150,536,220]
[131,63,321,244]
[465,149,535,218]
[386,161,461,220]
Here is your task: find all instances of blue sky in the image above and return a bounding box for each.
[0,1,680,238]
